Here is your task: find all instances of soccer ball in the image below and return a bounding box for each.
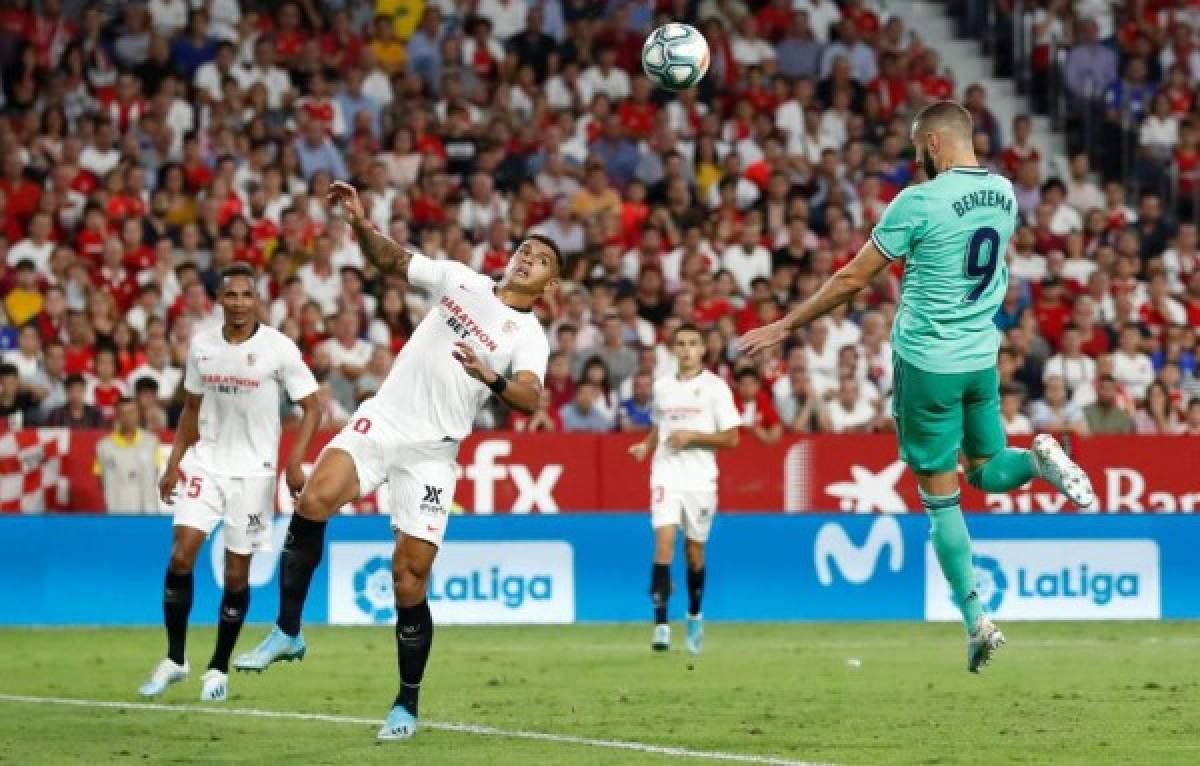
[641,23,710,92]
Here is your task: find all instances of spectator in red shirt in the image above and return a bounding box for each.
[119,218,155,273]
[320,8,363,71]
[93,237,138,313]
[85,346,126,423]
[755,0,794,44]
[692,270,733,327]
[1072,295,1113,356]
[733,368,783,444]
[616,77,658,141]
[1034,277,1073,348]
[999,115,1042,180]
[868,54,908,121]
[0,152,41,227]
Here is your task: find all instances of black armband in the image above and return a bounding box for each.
[486,375,508,395]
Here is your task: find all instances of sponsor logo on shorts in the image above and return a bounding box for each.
[420,485,445,515]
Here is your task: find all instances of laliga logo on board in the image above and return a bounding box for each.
[971,555,1008,612]
[814,516,904,585]
[925,540,1161,620]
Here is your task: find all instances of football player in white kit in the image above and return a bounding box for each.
[628,323,740,655]
[235,182,560,741]
[138,263,322,702]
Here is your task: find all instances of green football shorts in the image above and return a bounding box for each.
[891,353,1006,474]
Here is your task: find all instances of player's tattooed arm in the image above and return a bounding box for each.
[328,181,413,277]
[739,240,891,355]
[159,392,202,504]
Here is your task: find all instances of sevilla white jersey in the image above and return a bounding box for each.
[651,370,741,491]
[184,324,318,477]
[361,253,549,441]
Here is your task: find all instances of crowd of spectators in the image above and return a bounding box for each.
[0,0,1199,448]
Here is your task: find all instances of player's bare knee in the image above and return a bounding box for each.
[167,546,196,575]
[392,559,431,606]
[295,484,338,521]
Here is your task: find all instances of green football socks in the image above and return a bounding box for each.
[965,448,1037,492]
[922,490,983,633]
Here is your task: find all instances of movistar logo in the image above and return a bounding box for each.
[814,516,904,585]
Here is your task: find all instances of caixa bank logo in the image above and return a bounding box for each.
[925,540,1161,621]
[328,541,575,625]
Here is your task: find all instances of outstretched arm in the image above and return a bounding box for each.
[328,181,414,276]
[739,241,893,355]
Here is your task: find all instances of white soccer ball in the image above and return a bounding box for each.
[641,23,710,92]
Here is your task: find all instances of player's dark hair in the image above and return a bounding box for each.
[133,377,160,394]
[736,368,761,383]
[220,262,257,289]
[0,363,17,377]
[672,322,704,343]
[913,100,974,142]
[64,373,86,387]
[525,233,564,276]
[116,396,136,406]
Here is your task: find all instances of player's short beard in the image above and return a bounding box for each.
[922,149,939,180]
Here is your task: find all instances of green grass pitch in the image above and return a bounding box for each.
[1,622,1198,765]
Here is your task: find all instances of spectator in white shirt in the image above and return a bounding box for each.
[731,16,776,67]
[821,376,876,433]
[477,0,527,40]
[1030,374,1089,436]
[1042,179,1083,236]
[720,221,772,296]
[8,212,55,271]
[530,197,585,259]
[804,319,840,396]
[1111,325,1156,401]
[1000,386,1034,435]
[1064,153,1105,216]
[580,46,631,103]
[194,41,245,103]
[1008,226,1047,284]
[148,0,188,38]
[794,0,842,42]
[321,311,373,383]
[1043,325,1097,397]
[126,336,182,405]
[458,174,510,240]
[242,37,294,111]
[1139,93,1179,163]
[79,121,121,178]
[297,234,342,317]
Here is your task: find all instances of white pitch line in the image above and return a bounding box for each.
[0,693,833,766]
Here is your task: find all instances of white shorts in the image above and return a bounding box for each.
[173,455,277,555]
[324,414,459,547]
[650,485,717,543]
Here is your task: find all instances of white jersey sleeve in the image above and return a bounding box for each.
[712,378,741,432]
[509,316,550,384]
[183,344,203,395]
[407,252,451,296]
[279,340,319,401]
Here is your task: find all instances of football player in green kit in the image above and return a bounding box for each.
[741,101,1095,672]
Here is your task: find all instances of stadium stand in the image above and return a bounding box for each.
[1,0,1199,484]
